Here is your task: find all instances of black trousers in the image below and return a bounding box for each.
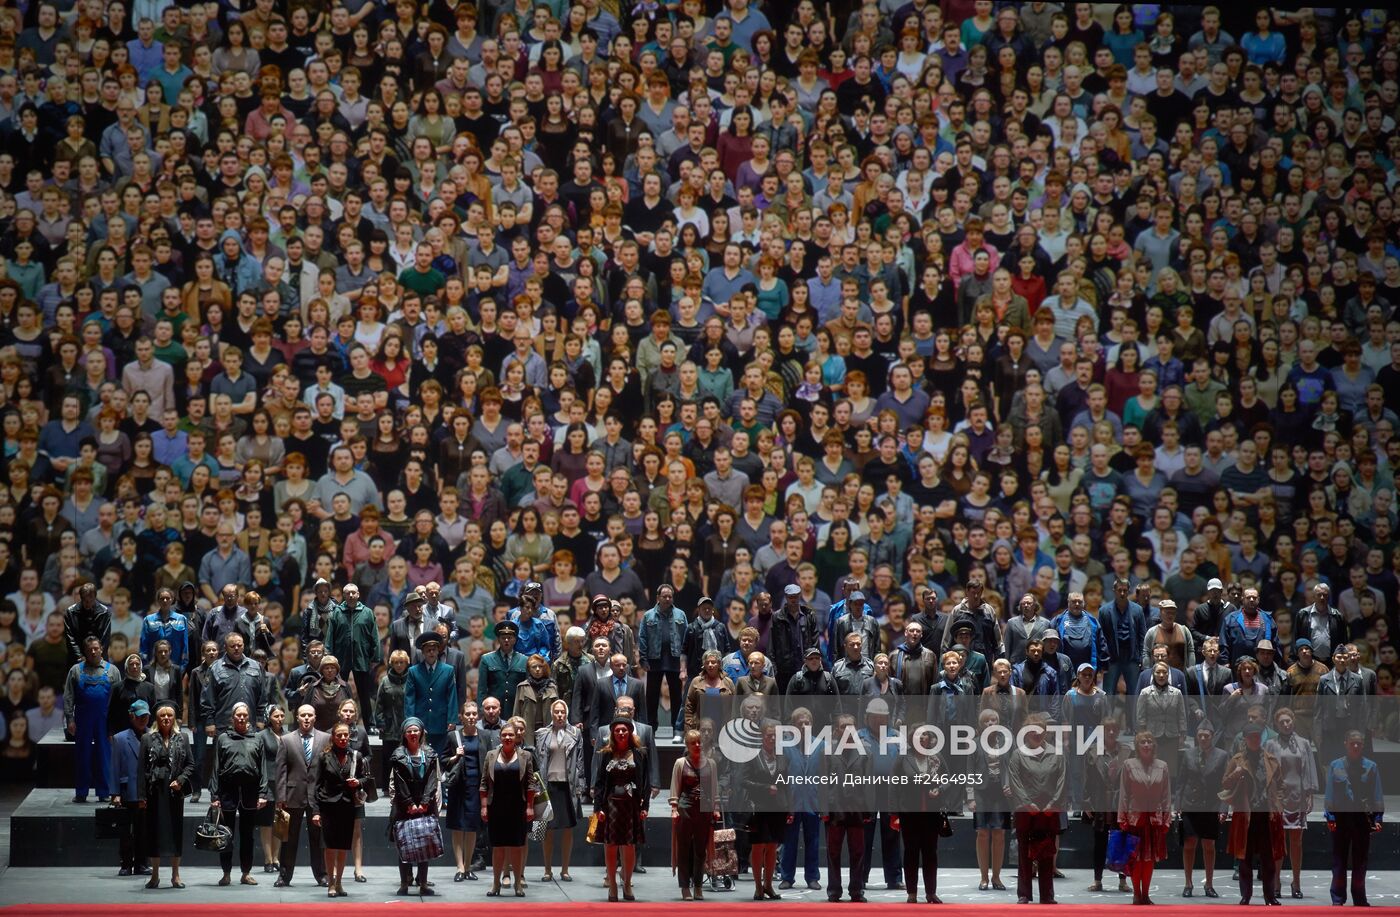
[1091,820,1110,881]
[861,812,901,887]
[675,815,711,890]
[118,800,147,869]
[1014,812,1057,903]
[217,806,259,876]
[399,860,429,887]
[1239,812,1280,904]
[644,667,681,729]
[826,819,865,899]
[1330,815,1371,905]
[899,813,939,899]
[351,671,375,728]
[280,806,325,883]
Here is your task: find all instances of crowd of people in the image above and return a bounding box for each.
[0,0,1396,907]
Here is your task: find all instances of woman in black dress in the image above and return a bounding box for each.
[310,721,370,898]
[256,706,285,874]
[740,721,791,901]
[137,700,194,889]
[593,716,651,902]
[1178,721,1228,898]
[388,717,442,896]
[444,700,483,882]
[334,698,372,883]
[481,721,537,897]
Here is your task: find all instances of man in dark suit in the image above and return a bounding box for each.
[571,636,613,733]
[590,694,660,874]
[388,591,430,663]
[1186,636,1233,733]
[588,652,645,736]
[478,619,529,717]
[274,704,330,887]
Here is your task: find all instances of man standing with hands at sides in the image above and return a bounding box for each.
[771,584,820,698]
[825,578,860,664]
[64,582,111,669]
[210,702,271,887]
[941,579,1002,662]
[274,704,330,888]
[639,584,686,730]
[111,699,152,875]
[202,633,265,737]
[302,579,339,658]
[479,620,528,718]
[405,631,458,757]
[66,635,121,802]
[1297,583,1345,667]
[324,583,380,729]
[1324,730,1384,907]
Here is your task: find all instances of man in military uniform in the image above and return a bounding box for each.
[478,619,528,717]
[405,631,457,756]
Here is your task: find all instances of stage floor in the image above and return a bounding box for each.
[1,866,1397,909]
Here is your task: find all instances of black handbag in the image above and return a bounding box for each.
[194,806,233,852]
[94,805,131,839]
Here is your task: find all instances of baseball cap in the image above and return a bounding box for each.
[1207,578,1223,590]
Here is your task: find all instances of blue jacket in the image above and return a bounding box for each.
[111,727,143,798]
[638,604,687,664]
[1097,599,1145,667]
[405,660,458,735]
[507,608,560,660]
[1051,609,1111,671]
[1218,609,1275,665]
[140,611,189,669]
[1323,755,1384,827]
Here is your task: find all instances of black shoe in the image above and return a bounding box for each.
[634,864,647,874]
[1204,887,1219,898]
[888,881,905,890]
[136,866,151,876]
[455,872,466,882]
[808,881,823,890]
[1019,898,1032,905]
[420,886,437,896]
[263,863,277,874]
[119,868,132,876]
[317,878,329,887]
[1239,899,1251,906]
[828,896,842,903]
[1266,900,1283,906]
[1292,888,1304,899]
[273,879,290,888]
[72,796,88,803]
[466,872,478,881]
[354,875,367,883]
[851,896,867,903]
[779,881,794,890]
